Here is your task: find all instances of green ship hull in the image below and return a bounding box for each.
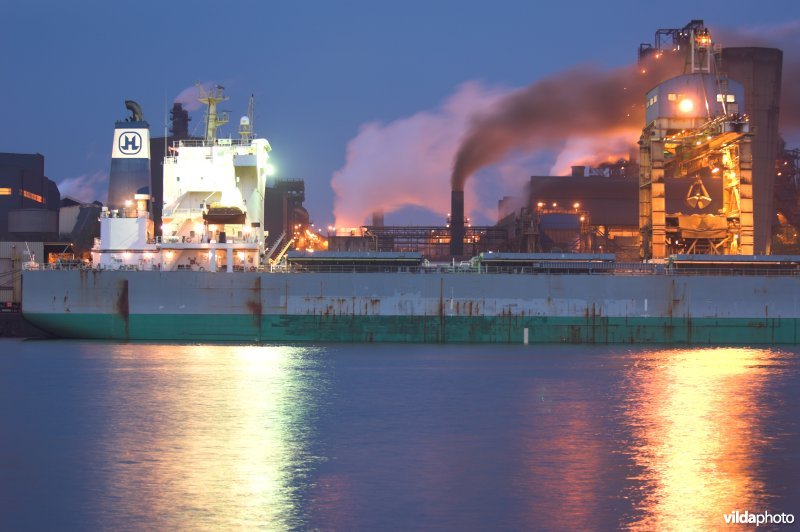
[21,268,800,343]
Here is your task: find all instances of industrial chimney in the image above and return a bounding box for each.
[450,189,464,257]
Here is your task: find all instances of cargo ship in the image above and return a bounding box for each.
[19,59,800,343]
[21,253,800,343]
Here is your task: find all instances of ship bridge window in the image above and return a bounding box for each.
[716,94,736,103]
[0,187,12,195]
[667,93,677,101]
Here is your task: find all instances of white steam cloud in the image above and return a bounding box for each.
[173,81,215,112]
[57,171,108,204]
[331,82,512,227]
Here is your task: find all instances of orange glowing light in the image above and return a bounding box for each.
[678,98,694,114]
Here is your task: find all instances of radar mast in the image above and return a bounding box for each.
[196,83,229,142]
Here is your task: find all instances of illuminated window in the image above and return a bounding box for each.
[22,190,44,203]
[0,187,12,195]
[716,94,736,103]
[667,93,677,101]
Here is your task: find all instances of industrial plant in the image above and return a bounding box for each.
[327,20,797,262]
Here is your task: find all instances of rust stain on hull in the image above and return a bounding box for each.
[117,279,129,338]
[246,277,263,334]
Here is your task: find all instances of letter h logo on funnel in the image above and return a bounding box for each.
[119,132,142,155]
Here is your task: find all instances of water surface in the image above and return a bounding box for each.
[1,340,797,530]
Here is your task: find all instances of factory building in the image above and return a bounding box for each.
[500,172,640,260]
[0,153,62,310]
[0,153,60,239]
[264,178,310,249]
[59,197,102,253]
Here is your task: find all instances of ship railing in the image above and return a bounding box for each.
[666,266,800,276]
[35,261,91,271]
[100,208,142,219]
[153,235,261,245]
[172,138,254,149]
[25,261,800,276]
[162,207,204,217]
[275,262,800,276]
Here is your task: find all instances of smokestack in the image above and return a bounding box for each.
[571,165,586,177]
[450,189,464,257]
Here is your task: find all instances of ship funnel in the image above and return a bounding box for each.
[450,189,464,257]
[108,101,151,210]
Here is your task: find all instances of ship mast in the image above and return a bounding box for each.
[196,83,229,142]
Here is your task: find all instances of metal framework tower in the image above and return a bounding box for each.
[639,24,754,259]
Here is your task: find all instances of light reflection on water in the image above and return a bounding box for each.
[0,341,797,530]
[622,347,781,529]
[94,344,325,530]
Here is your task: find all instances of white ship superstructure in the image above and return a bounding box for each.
[92,87,271,273]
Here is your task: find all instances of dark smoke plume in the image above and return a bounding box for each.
[450,54,684,191]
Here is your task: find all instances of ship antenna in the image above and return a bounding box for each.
[163,92,168,159]
[248,94,255,135]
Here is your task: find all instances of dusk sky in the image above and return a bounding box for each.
[3,1,799,226]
